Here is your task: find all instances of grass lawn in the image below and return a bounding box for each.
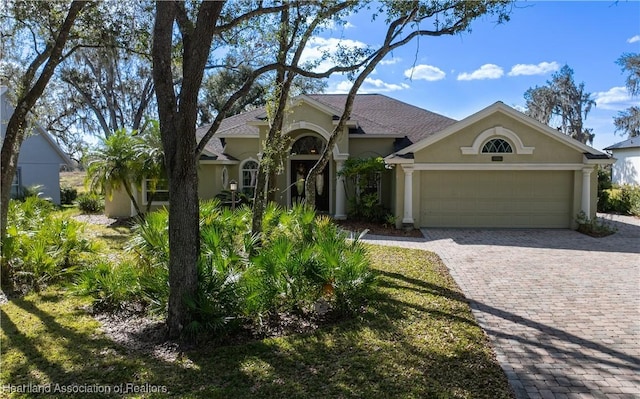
[60,171,88,194]
[0,245,514,399]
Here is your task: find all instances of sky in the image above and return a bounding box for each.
[306,1,640,152]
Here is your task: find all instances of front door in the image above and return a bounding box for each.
[291,160,330,213]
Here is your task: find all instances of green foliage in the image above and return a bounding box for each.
[575,211,617,237]
[73,261,142,311]
[89,200,376,337]
[599,185,640,216]
[338,157,390,222]
[85,127,164,215]
[60,185,78,205]
[3,198,99,291]
[15,184,50,201]
[76,193,104,214]
[597,167,613,212]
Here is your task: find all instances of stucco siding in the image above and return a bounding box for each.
[18,163,61,204]
[419,170,573,228]
[413,114,583,164]
[105,187,133,218]
[610,148,640,185]
[349,138,395,158]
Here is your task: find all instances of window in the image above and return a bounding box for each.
[144,179,169,204]
[290,136,326,155]
[10,168,21,198]
[241,160,258,196]
[482,138,513,153]
[356,172,382,204]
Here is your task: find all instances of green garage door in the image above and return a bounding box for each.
[420,170,573,228]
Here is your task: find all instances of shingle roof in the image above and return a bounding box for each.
[308,94,457,143]
[195,94,457,153]
[604,137,640,150]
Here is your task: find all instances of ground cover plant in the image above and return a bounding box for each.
[1,197,100,293]
[79,200,377,337]
[1,245,514,398]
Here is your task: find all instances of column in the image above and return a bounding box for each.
[581,168,592,216]
[402,166,414,225]
[334,160,347,220]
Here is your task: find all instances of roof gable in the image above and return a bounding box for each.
[604,137,640,150]
[394,101,607,157]
[1,88,72,167]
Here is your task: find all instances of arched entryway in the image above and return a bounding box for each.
[289,135,330,213]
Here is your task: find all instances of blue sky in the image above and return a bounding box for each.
[308,1,640,152]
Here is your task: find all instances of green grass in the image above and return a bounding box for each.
[60,171,87,194]
[0,246,514,399]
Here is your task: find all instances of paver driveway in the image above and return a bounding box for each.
[362,214,640,399]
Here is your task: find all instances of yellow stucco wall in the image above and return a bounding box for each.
[413,113,583,164]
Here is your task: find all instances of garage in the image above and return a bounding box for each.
[419,170,573,228]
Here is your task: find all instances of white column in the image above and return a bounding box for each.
[402,166,414,225]
[581,168,592,216]
[334,160,346,220]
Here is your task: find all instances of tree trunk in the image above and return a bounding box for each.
[1,1,87,281]
[152,0,222,339]
[165,131,200,337]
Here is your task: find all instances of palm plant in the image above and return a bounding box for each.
[86,129,144,215]
[134,121,166,213]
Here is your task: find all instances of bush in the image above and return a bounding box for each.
[77,193,104,213]
[116,200,376,337]
[575,211,617,237]
[3,198,99,292]
[74,261,143,311]
[60,186,78,205]
[599,185,640,216]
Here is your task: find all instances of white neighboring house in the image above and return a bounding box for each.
[1,87,73,204]
[604,137,640,186]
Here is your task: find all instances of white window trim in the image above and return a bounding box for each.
[461,126,534,155]
[142,179,169,205]
[240,158,259,192]
[11,167,21,197]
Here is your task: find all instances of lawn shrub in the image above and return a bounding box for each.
[60,185,78,205]
[3,198,99,292]
[77,192,104,213]
[599,185,640,216]
[74,261,143,311]
[102,200,377,337]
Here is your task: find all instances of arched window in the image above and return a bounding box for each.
[482,138,513,153]
[290,136,326,155]
[241,160,259,196]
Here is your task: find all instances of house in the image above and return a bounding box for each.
[604,137,639,186]
[1,87,72,204]
[105,94,613,228]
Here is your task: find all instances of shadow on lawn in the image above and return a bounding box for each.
[1,255,514,398]
[1,294,176,398]
[180,266,514,399]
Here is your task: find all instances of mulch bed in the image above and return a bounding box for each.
[336,220,423,238]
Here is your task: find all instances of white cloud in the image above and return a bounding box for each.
[332,78,409,94]
[299,36,369,73]
[593,86,639,110]
[508,61,559,76]
[457,64,504,81]
[380,57,402,66]
[627,35,640,43]
[403,64,446,81]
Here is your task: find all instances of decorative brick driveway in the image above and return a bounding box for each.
[362,214,640,399]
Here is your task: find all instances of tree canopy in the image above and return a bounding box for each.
[613,53,640,138]
[524,65,596,144]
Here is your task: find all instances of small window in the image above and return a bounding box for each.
[482,138,513,153]
[11,168,22,198]
[241,160,259,196]
[144,179,169,204]
[356,172,382,204]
